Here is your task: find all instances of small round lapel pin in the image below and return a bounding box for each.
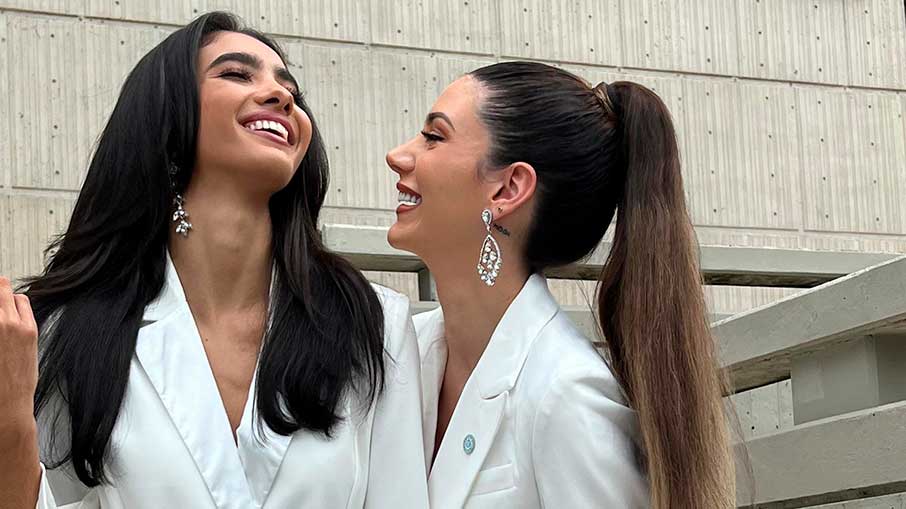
[463,434,476,455]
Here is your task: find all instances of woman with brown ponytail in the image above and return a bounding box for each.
[386,61,735,508]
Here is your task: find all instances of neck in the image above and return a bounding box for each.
[429,250,531,374]
[168,170,273,321]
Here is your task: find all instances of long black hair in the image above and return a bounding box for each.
[23,11,385,487]
[469,62,735,507]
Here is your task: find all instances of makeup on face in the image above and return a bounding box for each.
[386,77,494,261]
[205,50,302,148]
[194,32,312,193]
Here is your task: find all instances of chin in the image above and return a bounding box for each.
[387,222,418,254]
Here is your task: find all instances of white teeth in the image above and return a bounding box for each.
[244,119,290,142]
[270,121,289,140]
[397,191,421,206]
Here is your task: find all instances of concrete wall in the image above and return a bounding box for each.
[1,1,905,506]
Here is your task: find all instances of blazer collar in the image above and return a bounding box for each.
[135,252,289,509]
[143,252,278,325]
[419,275,559,507]
[475,273,559,398]
[141,251,187,324]
[420,273,560,399]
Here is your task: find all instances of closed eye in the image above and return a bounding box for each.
[289,88,304,105]
[220,69,253,81]
[421,131,444,143]
[221,68,303,105]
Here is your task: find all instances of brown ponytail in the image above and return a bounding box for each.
[598,82,735,507]
[469,62,736,507]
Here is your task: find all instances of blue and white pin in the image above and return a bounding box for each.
[463,434,476,455]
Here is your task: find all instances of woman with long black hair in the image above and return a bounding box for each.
[386,61,735,508]
[0,12,427,508]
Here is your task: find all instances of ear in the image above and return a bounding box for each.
[487,162,536,221]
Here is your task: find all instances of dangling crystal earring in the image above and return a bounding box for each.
[477,208,502,286]
[172,194,192,237]
[168,162,192,237]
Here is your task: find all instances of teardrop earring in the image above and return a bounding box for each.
[477,208,502,286]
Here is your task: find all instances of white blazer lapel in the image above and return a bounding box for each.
[427,388,507,508]
[420,307,509,508]
[414,308,447,472]
[235,368,292,507]
[423,275,560,508]
[134,254,255,509]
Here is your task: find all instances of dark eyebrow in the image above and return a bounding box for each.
[207,51,262,71]
[426,112,455,131]
[208,51,300,94]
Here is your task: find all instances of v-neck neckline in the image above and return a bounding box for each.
[133,252,291,508]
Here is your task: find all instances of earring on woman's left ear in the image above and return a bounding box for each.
[477,208,502,286]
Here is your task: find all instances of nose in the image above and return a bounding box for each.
[386,137,417,176]
[256,79,295,115]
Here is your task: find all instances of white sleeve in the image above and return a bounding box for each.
[35,463,58,509]
[532,367,649,508]
[35,463,100,509]
[363,294,429,509]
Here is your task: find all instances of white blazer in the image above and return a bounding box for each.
[415,274,649,509]
[34,256,428,509]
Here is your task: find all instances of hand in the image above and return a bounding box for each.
[0,276,38,425]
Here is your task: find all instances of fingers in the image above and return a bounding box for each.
[0,277,17,317]
[13,294,37,335]
[0,278,35,332]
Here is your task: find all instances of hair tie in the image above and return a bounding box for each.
[592,82,618,119]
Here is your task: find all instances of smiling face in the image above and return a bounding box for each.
[194,31,312,196]
[385,76,495,264]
